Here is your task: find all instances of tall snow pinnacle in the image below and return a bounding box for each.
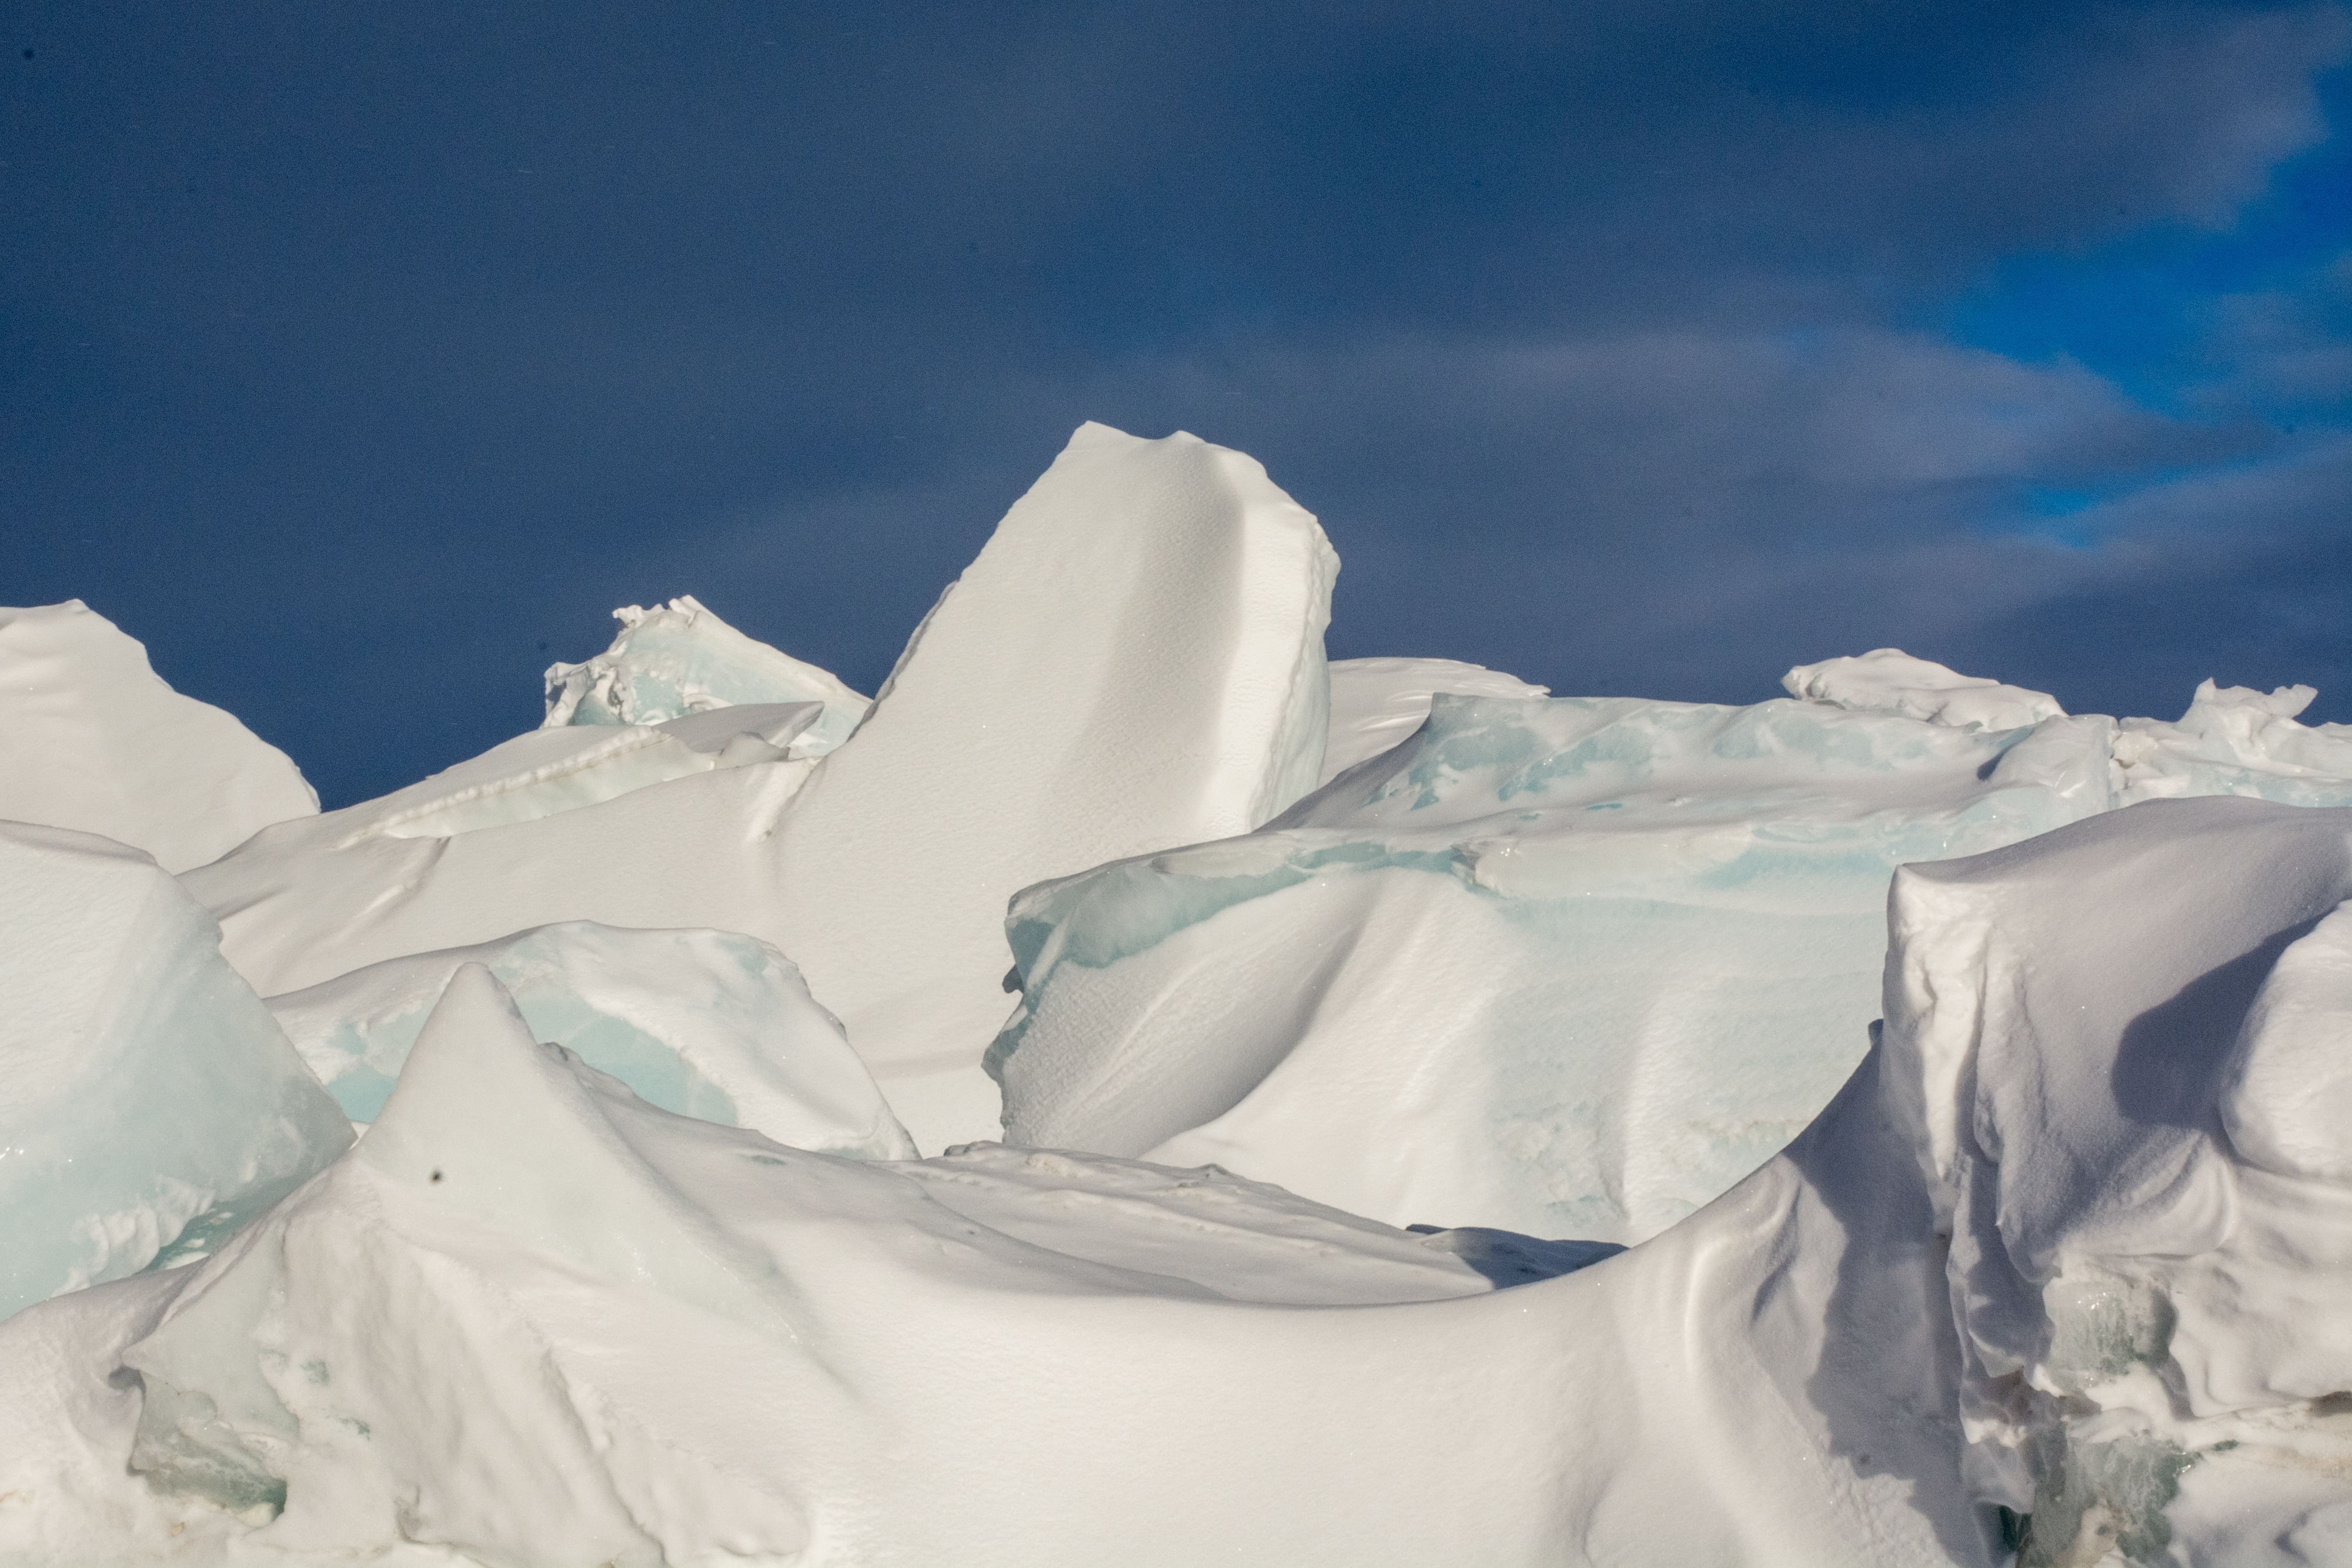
[761,423,1339,1148]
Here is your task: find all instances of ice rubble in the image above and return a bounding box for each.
[0,601,316,871]
[543,594,871,756]
[266,921,913,1158]
[185,424,1339,1151]
[0,823,352,1322]
[0,963,1967,1567]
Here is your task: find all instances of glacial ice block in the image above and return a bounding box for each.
[0,823,352,1321]
[0,961,1986,1566]
[1880,797,2352,1566]
[995,685,2123,1243]
[267,920,914,1156]
[0,601,317,871]
[544,593,871,755]
[189,425,1342,1155]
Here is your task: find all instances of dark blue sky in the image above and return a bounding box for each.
[7,1,2349,807]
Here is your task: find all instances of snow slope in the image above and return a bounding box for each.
[0,823,352,1322]
[0,962,1979,1567]
[185,424,1339,1152]
[0,601,316,871]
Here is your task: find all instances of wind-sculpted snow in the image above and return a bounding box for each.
[0,601,316,871]
[0,964,1984,1566]
[1882,798,2352,1566]
[186,424,1340,1152]
[994,683,2120,1242]
[266,921,914,1158]
[0,824,352,1322]
[544,594,872,757]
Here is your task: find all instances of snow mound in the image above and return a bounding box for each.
[0,601,316,872]
[0,823,352,1322]
[1883,796,2352,1565]
[544,593,870,756]
[0,961,1976,1566]
[266,921,914,1156]
[994,685,2119,1242]
[1783,647,2065,732]
[1319,655,1551,785]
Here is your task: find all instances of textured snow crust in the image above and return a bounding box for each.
[0,601,318,871]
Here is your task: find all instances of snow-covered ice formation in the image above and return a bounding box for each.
[185,424,1339,1151]
[0,601,316,871]
[266,921,913,1158]
[12,423,2352,1566]
[993,676,2121,1242]
[0,823,352,1322]
[544,594,871,757]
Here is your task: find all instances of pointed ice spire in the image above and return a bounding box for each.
[359,963,783,1329]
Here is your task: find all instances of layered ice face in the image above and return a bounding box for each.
[0,823,352,1322]
[993,682,2120,1242]
[266,920,914,1158]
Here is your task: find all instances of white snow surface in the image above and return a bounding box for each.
[265,922,913,1158]
[0,962,1976,1567]
[0,601,317,871]
[544,594,871,755]
[185,424,1339,1152]
[1319,655,1550,784]
[0,823,352,1321]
